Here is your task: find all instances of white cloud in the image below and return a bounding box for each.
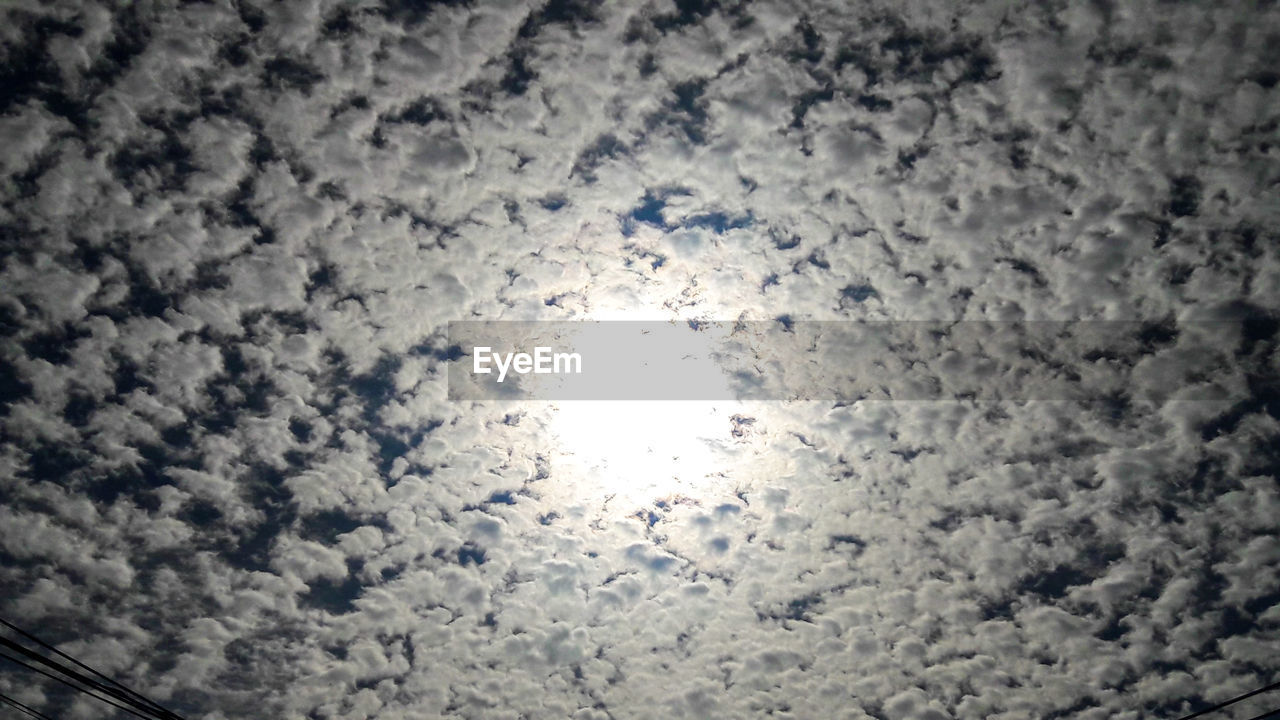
[2,0,1278,718]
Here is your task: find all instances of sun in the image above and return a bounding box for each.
[547,399,744,503]
[533,310,758,504]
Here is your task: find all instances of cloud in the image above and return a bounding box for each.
[1,0,1279,718]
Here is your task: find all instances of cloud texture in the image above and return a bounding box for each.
[1,0,1278,718]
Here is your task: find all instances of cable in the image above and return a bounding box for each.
[0,648,156,720]
[0,649,161,720]
[0,635,170,718]
[1174,680,1280,720]
[0,618,182,719]
[0,691,56,720]
[1243,707,1280,720]
[0,617,170,714]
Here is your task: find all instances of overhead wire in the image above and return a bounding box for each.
[0,647,161,720]
[0,635,175,719]
[1174,680,1280,720]
[0,691,56,720]
[0,618,182,719]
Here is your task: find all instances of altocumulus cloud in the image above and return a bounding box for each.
[1,1,1279,719]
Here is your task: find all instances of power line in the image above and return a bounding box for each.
[0,616,188,720]
[0,617,182,720]
[0,648,160,720]
[0,635,176,719]
[1243,707,1280,720]
[0,691,56,720]
[1174,680,1280,720]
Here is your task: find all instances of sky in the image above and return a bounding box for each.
[1,0,1278,719]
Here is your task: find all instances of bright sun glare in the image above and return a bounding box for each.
[542,317,748,503]
[548,399,739,501]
